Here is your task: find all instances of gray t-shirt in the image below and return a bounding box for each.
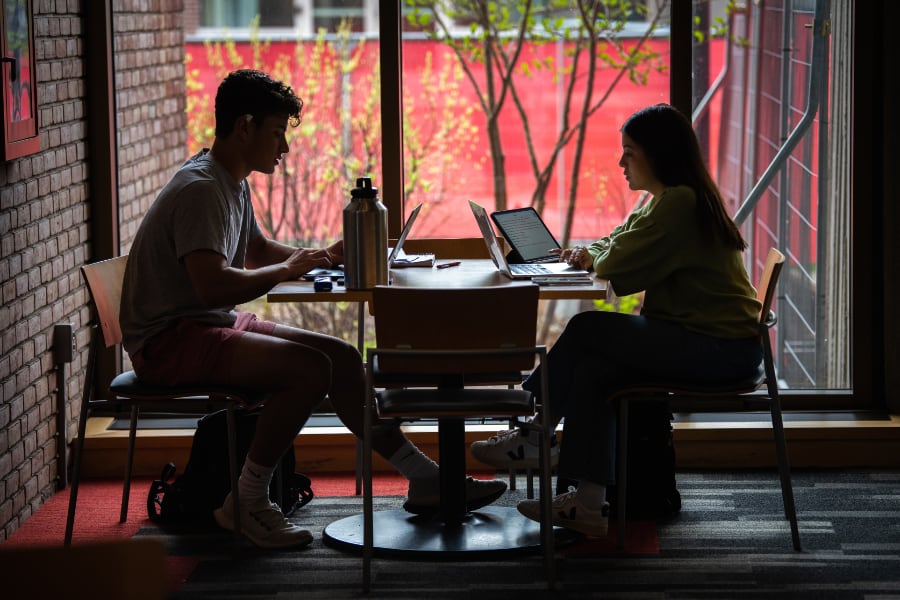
[120,150,263,355]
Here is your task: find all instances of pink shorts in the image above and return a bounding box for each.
[131,312,277,387]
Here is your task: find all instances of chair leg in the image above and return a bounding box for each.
[526,468,535,498]
[362,387,374,592]
[120,405,139,523]
[225,406,242,552]
[770,400,802,550]
[616,397,629,549]
[355,439,363,495]
[64,437,83,546]
[536,352,556,589]
[538,422,556,588]
[65,331,97,546]
[64,400,91,546]
[507,414,517,492]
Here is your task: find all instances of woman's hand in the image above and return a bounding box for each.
[552,246,593,270]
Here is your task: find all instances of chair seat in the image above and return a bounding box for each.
[110,370,256,403]
[372,357,524,387]
[611,366,765,398]
[377,388,534,418]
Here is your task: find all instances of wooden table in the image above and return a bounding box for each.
[267,259,606,556]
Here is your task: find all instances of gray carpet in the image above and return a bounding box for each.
[138,470,900,599]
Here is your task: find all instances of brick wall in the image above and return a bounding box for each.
[0,0,187,541]
[0,0,89,542]
[113,2,188,251]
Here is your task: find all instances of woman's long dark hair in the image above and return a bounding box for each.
[622,104,747,251]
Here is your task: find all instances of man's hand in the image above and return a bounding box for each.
[284,247,335,279]
[282,240,344,279]
[323,240,344,266]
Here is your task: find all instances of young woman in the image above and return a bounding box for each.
[471,103,764,536]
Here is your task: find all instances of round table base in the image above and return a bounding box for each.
[323,506,564,558]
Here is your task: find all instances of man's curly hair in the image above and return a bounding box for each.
[215,69,303,137]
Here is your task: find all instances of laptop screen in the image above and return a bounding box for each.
[490,207,562,263]
[387,203,423,265]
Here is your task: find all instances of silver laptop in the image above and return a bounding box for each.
[387,203,434,267]
[468,200,590,279]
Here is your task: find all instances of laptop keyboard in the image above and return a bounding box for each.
[509,263,549,275]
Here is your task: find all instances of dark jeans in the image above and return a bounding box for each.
[523,311,763,486]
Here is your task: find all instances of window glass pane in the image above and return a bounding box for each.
[314,0,365,32]
[182,2,381,342]
[692,0,850,391]
[202,0,260,28]
[400,2,670,244]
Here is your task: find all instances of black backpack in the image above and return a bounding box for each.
[147,408,314,528]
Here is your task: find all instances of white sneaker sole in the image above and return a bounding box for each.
[213,506,314,549]
[517,501,609,537]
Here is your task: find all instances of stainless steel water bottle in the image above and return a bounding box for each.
[342,177,388,289]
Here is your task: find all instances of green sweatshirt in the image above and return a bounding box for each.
[587,185,761,339]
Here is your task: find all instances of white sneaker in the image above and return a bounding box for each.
[470,427,559,469]
[404,476,507,515]
[214,493,313,549]
[517,488,609,537]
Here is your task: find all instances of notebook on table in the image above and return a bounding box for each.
[468,200,590,280]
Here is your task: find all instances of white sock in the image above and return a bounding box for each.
[237,457,275,505]
[575,480,607,508]
[389,441,439,480]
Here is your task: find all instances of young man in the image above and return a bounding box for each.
[120,69,505,549]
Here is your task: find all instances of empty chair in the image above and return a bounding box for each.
[360,284,557,590]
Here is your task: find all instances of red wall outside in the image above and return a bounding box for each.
[186,38,723,241]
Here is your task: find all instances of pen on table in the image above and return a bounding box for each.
[436,261,461,269]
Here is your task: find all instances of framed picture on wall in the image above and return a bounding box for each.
[1,0,39,160]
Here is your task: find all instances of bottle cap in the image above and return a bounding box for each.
[351,177,378,199]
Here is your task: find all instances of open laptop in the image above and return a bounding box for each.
[468,200,590,279]
[387,203,434,268]
[491,206,569,264]
[303,203,432,280]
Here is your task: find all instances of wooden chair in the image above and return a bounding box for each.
[65,255,254,548]
[388,236,530,492]
[609,248,801,550]
[360,284,556,590]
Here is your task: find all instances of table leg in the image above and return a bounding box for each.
[438,417,467,524]
[355,301,365,496]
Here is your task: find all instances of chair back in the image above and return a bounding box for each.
[371,284,539,375]
[81,255,128,348]
[756,248,785,322]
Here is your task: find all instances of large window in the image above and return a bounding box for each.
[398,1,670,244]
[113,0,855,399]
